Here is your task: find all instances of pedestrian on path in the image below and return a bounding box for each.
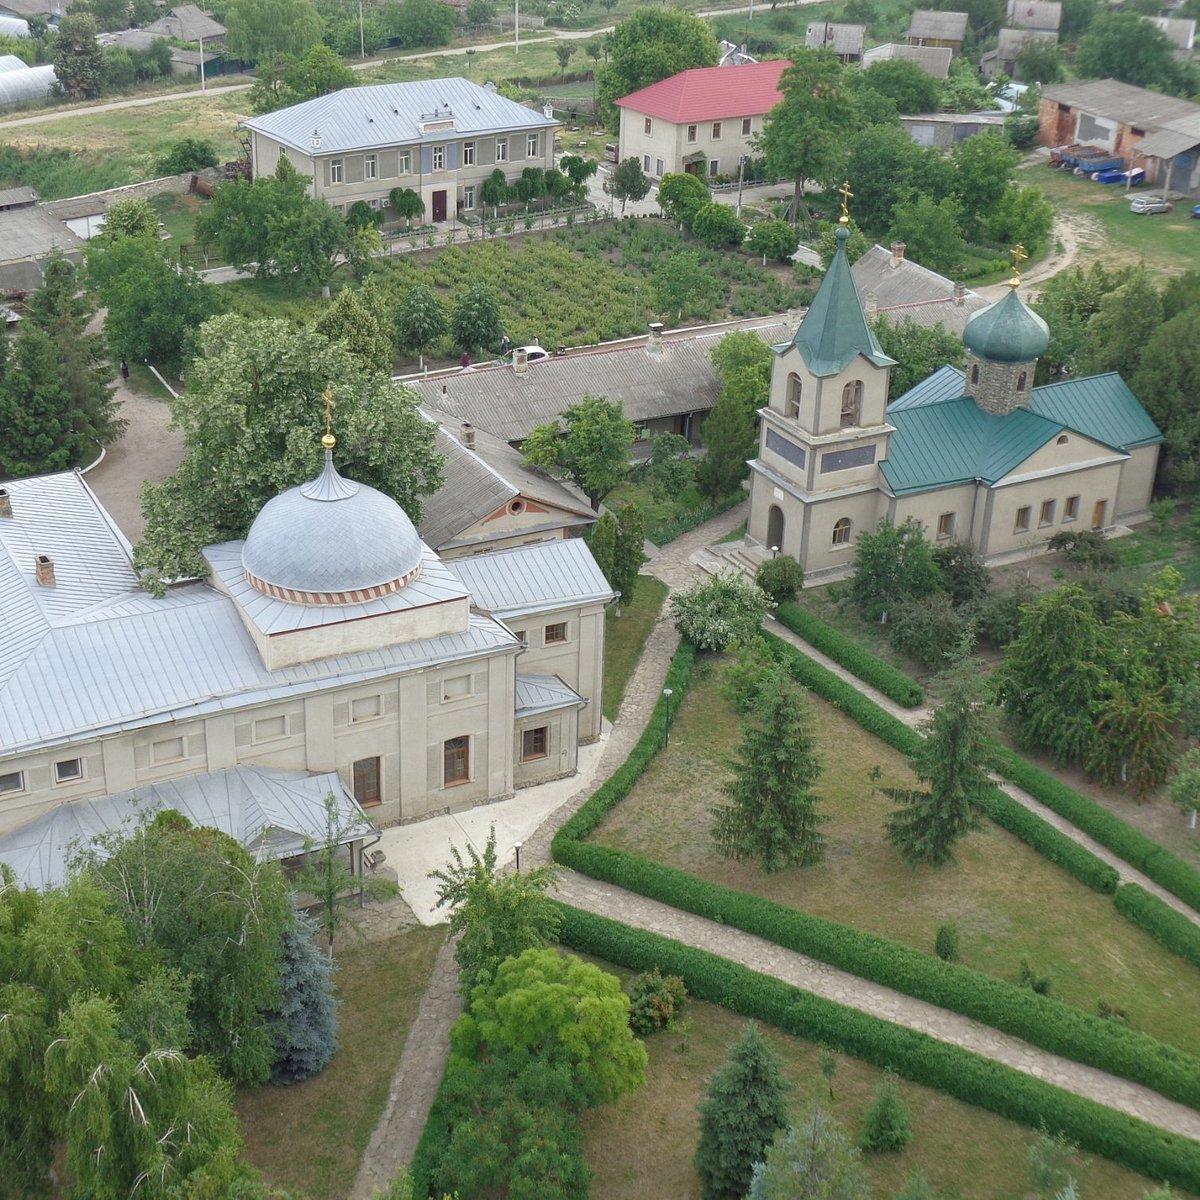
[119,359,130,382]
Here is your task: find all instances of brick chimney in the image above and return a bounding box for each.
[0,488,11,519]
[890,241,906,268]
[953,280,966,306]
[461,422,476,450]
[646,322,665,357]
[513,348,529,374]
[35,554,55,587]
[864,291,878,318]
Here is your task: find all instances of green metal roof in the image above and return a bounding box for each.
[962,288,1050,364]
[786,227,895,377]
[881,370,1162,495]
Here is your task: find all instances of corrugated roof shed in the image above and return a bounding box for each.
[1006,0,1061,31]
[1040,80,1200,130]
[144,4,225,41]
[243,77,558,155]
[805,22,866,55]
[406,320,791,444]
[994,27,1058,59]
[907,9,969,40]
[861,43,953,77]
[852,244,989,335]
[614,60,791,123]
[0,183,37,207]
[0,206,80,263]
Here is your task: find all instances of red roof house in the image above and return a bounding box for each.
[614,60,790,182]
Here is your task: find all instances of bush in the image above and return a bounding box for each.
[754,555,804,606]
[774,602,924,708]
[933,541,990,607]
[556,906,1200,1192]
[887,592,975,670]
[858,1073,912,1152]
[934,923,959,962]
[670,573,768,652]
[692,201,746,249]
[1048,529,1119,570]
[627,968,688,1035]
[1114,884,1200,970]
[155,137,220,176]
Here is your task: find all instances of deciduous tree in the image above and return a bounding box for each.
[652,248,717,320]
[613,501,647,605]
[53,12,103,99]
[394,281,446,368]
[858,57,942,115]
[695,1022,790,1200]
[596,8,719,114]
[605,156,651,213]
[670,573,768,651]
[389,185,425,225]
[450,280,503,354]
[888,193,964,276]
[693,200,746,248]
[1077,12,1178,89]
[522,393,635,510]
[712,665,826,871]
[226,0,323,63]
[872,315,964,400]
[659,170,711,228]
[313,280,395,375]
[1131,308,1200,494]
[844,124,952,235]
[848,518,942,622]
[746,218,798,264]
[98,197,159,241]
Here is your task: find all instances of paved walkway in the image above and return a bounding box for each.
[348,499,1200,1196]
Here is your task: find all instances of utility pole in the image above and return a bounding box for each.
[515,0,519,54]
[358,0,365,58]
[197,32,205,92]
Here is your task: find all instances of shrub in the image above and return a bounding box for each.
[1018,959,1053,996]
[754,555,804,606]
[887,592,975,670]
[556,906,1200,1191]
[932,541,990,607]
[775,602,924,708]
[858,1072,912,1152]
[1048,529,1119,570]
[934,922,959,962]
[692,201,746,249]
[670,573,768,652]
[627,968,688,1035]
[155,137,220,176]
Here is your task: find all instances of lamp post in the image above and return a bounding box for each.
[662,687,673,745]
[310,129,321,198]
[771,544,779,558]
[197,32,205,93]
[514,841,523,873]
[736,155,746,217]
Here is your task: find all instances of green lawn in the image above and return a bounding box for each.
[590,658,1200,1059]
[603,576,668,722]
[584,991,1190,1200]
[236,924,445,1200]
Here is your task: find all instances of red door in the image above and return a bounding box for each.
[432,190,447,221]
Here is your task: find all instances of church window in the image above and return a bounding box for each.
[1039,499,1056,527]
[353,756,382,807]
[352,695,382,723]
[1017,371,1027,391]
[253,715,287,742]
[522,726,549,761]
[937,512,955,539]
[0,770,24,794]
[152,736,185,764]
[1064,495,1079,521]
[786,373,802,418]
[544,622,568,645]
[840,381,862,427]
[443,675,471,700]
[444,737,470,786]
[1014,506,1031,533]
[55,758,82,784]
[831,517,852,546]
[970,364,980,384]
[1056,435,1069,445]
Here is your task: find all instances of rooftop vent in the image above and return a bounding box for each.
[0,488,10,519]
[34,554,55,587]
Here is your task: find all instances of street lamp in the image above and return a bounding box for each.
[662,687,674,745]
[736,155,747,217]
[514,841,523,873]
[771,544,779,558]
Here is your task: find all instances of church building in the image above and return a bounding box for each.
[0,426,613,889]
[747,218,1162,577]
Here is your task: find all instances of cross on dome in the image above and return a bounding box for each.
[838,180,854,226]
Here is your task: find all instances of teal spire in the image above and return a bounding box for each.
[789,226,895,377]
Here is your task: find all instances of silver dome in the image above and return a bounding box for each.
[242,455,424,602]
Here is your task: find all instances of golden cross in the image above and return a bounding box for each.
[322,385,335,438]
[1008,243,1028,288]
[838,180,854,226]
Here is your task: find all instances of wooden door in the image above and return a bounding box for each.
[432,190,447,221]
[1092,499,1107,529]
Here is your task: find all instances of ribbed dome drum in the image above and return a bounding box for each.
[962,287,1049,364]
[242,454,424,605]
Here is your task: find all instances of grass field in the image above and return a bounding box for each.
[236,924,444,1200]
[590,657,1200,1058]
[584,990,1190,1200]
[603,576,668,722]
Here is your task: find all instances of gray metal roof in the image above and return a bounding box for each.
[805,21,865,54]
[1040,80,1200,130]
[243,77,558,156]
[515,672,585,716]
[447,537,614,619]
[906,9,969,39]
[994,27,1057,58]
[0,766,362,891]
[852,243,989,336]
[407,321,791,444]
[144,4,225,40]
[1137,123,1200,159]
[417,409,594,551]
[861,43,952,77]
[0,204,82,261]
[1006,0,1061,30]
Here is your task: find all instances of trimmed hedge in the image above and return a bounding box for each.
[556,905,1200,1192]
[991,746,1200,916]
[1115,883,1200,970]
[775,601,925,708]
[762,632,1120,895]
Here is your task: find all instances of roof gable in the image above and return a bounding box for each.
[615,60,790,124]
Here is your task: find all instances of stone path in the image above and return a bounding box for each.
[350,500,1200,1195]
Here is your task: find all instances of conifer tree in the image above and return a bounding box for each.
[695,1022,790,1200]
[858,1071,912,1152]
[587,510,618,589]
[884,660,991,866]
[713,667,825,872]
[748,1105,870,1200]
[696,389,756,499]
[269,910,339,1084]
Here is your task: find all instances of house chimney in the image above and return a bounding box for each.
[952,280,966,306]
[890,241,906,268]
[441,383,448,396]
[646,321,664,356]
[461,422,476,450]
[0,488,11,519]
[35,554,55,587]
[513,348,529,374]
[865,291,878,318]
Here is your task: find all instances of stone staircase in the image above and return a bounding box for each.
[690,537,770,581]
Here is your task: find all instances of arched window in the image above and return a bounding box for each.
[1016,371,1027,391]
[786,373,802,418]
[831,517,852,546]
[1056,434,1069,446]
[840,380,862,427]
[970,364,980,384]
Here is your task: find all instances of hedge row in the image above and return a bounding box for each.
[991,746,1200,916]
[775,601,925,708]
[556,905,1200,1192]
[554,827,1200,1110]
[1115,883,1200,970]
[762,632,1120,895]
[648,492,745,548]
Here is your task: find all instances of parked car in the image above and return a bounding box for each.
[1129,196,1173,214]
[1191,205,1200,219]
[510,344,551,365]
[1092,167,1145,185]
